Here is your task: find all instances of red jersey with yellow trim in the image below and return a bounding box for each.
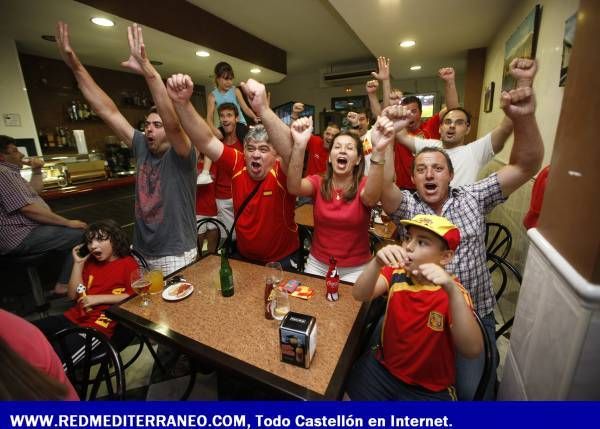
[305,135,329,177]
[64,256,137,338]
[216,146,299,263]
[215,138,243,199]
[196,157,218,216]
[378,266,473,392]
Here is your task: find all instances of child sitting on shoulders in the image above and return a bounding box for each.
[345,214,483,401]
[33,219,138,360]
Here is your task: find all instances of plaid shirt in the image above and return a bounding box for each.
[389,173,506,316]
[0,161,48,254]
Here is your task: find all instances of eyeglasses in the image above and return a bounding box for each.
[442,118,468,126]
[144,121,163,129]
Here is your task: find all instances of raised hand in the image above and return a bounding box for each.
[365,79,379,94]
[346,111,359,128]
[240,79,268,116]
[438,67,455,82]
[371,56,390,81]
[500,86,535,119]
[292,102,305,115]
[382,105,413,132]
[23,157,45,169]
[166,73,194,104]
[389,88,403,105]
[509,57,537,88]
[375,245,408,269]
[370,115,395,153]
[56,21,78,69]
[418,263,455,291]
[290,117,313,147]
[121,23,149,75]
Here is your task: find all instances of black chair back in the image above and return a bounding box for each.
[297,225,313,272]
[50,327,125,400]
[196,218,230,256]
[369,231,383,255]
[129,247,149,269]
[487,254,522,339]
[473,312,494,400]
[485,222,512,262]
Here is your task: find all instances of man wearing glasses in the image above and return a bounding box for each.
[57,22,197,275]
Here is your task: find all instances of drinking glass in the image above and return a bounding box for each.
[130,267,152,307]
[273,287,290,320]
[146,267,164,295]
[265,261,283,287]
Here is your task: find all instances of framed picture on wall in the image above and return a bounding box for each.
[560,13,577,87]
[502,4,542,91]
[484,82,495,113]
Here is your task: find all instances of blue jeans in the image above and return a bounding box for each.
[455,311,497,400]
[9,225,84,284]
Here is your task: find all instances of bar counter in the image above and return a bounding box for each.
[41,176,135,201]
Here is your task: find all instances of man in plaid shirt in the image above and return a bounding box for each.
[0,135,86,295]
[366,59,542,400]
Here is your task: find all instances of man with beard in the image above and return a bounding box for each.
[167,75,299,268]
[57,22,197,275]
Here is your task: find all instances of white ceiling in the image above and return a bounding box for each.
[0,0,519,86]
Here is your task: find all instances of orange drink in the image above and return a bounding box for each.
[146,269,164,294]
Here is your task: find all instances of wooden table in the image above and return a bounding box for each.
[295,203,398,241]
[108,255,371,400]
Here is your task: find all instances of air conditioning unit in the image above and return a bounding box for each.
[320,61,376,87]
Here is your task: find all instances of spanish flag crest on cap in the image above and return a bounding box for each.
[400,214,461,251]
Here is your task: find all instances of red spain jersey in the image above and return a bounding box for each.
[393,143,415,190]
[378,266,473,392]
[216,146,299,263]
[305,135,329,177]
[196,157,218,216]
[215,138,243,199]
[410,113,441,140]
[64,256,137,338]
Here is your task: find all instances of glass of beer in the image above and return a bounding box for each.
[146,266,164,295]
[273,287,290,320]
[130,267,152,307]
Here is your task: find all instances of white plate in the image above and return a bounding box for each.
[162,282,194,301]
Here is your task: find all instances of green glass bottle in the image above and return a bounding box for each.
[219,248,234,297]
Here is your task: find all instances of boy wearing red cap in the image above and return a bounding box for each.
[346,214,482,400]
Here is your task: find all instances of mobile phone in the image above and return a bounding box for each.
[77,243,90,258]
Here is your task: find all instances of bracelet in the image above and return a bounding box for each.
[370,158,385,165]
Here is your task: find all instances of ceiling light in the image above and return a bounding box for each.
[150,60,163,66]
[250,68,261,74]
[400,40,416,48]
[195,50,210,57]
[90,17,114,27]
[345,88,352,93]
[41,35,56,42]
[410,65,422,71]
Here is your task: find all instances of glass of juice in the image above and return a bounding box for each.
[146,267,164,294]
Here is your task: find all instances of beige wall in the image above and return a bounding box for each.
[478,0,580,270]
[0,36,39,154]
[267,69,464,130]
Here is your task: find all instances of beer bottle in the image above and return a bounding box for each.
[219,248,234,297]
[325,256,339,301]
[264,277,274,319]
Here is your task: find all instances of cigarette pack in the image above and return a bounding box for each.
[279,312,317,368]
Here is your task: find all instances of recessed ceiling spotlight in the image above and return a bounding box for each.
[90,17,114,27]
[41,35,56,42]
[150,60,163,66]
[195,50,210,57]
[345,88,352,93]
[400,40,416,48]
[410,65,422,71]
[250,68,261,74]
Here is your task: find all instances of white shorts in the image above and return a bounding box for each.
[216,198,235,241]
[304,253,367,284]
[145,247,198,277]
[196,214,218,234]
